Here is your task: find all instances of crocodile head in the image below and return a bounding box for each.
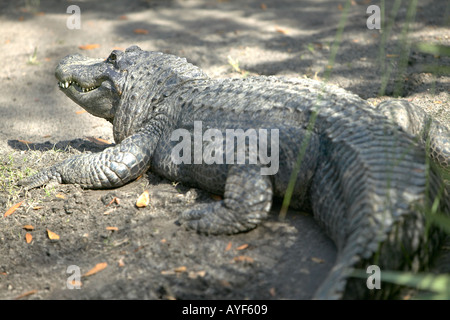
[55,45,145,122]
[55,45,208,125]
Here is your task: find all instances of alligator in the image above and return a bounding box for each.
[19,45,449,299]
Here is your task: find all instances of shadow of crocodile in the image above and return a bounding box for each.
[8,138,113,153]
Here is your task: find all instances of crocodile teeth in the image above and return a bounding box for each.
[58,80,99,92]
[58,81,70,89]
[82,86,95,93]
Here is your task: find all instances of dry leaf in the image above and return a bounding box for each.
[136,190,150,207]
[15,290,37,300]
[233,255,254,263]
[118,257,125,267]
[161,266,188,275]
[106,226,118,231]
[220,280,231,287]
[4,201,23,218]
[236,244,249,251]
[106,197,120,206]
[161,269,175,275]
[338,4,343,10]
[311,257,325,264]
[196,270,206,277]
[83,262,108,277]
[313,71,320,81]
[188,270,206,279]
[174,266,187,273]
[23,225,34,230]
[103,208,116,215]
[225,242,232,251]
[47,229,60,240]
[78,44,100,50]
[118,15,128,20]
[68,279,83,287]
[25,233,33,244]
[133,28,149,35]
[260,3,267,10]
[211,194,222,201]
[18,139,32,145]
[55,194,65,199]
[275,26,289,34]
[160,238,167,243]
[75,109,87,115]
[86,136,111,145]
[269,287,276,297]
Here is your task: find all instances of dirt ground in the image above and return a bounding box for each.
[0,0,449,300]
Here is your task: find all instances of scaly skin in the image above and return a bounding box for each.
[19,46,449,299]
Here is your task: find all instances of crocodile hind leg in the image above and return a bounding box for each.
[179,165,273,234]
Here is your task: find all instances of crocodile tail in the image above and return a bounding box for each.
[309,104,437,299]
[376,99,449,182]
[313,249,361,299]
[312,159,448,299]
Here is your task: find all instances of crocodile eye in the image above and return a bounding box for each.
[107,53,117,63]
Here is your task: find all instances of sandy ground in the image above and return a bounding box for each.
[0,0,448,300]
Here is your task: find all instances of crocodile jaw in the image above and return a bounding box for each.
[57,78,99,93]
[55,55,122,122]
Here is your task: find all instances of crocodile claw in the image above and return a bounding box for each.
[179,202,260,235]
[18,167,62,190]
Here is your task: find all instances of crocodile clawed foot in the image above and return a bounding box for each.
[18,167,62,190]
[179,201,259,235]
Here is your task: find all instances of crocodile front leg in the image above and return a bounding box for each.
[179,165,273,234]
[19,126,161,189]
